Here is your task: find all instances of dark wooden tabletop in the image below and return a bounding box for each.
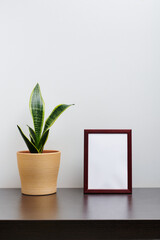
[1,188,160,239]
[0,188,160,220]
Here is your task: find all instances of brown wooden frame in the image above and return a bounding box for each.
[84,129,132,194]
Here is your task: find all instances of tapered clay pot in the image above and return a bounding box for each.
[17,150,61,196]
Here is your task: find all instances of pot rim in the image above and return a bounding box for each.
[17,150,61,155]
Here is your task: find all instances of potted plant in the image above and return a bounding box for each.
[17,83,74,195]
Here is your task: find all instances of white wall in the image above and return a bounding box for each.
[0,0,160,188]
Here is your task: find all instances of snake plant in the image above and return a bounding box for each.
[17,83,74,153]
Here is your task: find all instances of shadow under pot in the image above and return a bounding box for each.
[17,150,61,196]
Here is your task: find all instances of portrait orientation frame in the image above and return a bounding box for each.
[84,129,132,194]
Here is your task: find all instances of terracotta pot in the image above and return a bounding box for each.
[17,150,61,196]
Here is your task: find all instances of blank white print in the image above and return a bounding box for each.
[88,134,128,189]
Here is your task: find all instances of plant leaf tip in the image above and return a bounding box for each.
[35,83,40,87]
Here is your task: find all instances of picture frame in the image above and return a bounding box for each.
[84,129,132,194]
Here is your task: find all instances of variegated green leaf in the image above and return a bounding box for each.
[30,135,35,145]
[27,125,36,145]
[17,125,38,153]
[38,129,49,153]
[43,104,74,134]
[29,83,45,143]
